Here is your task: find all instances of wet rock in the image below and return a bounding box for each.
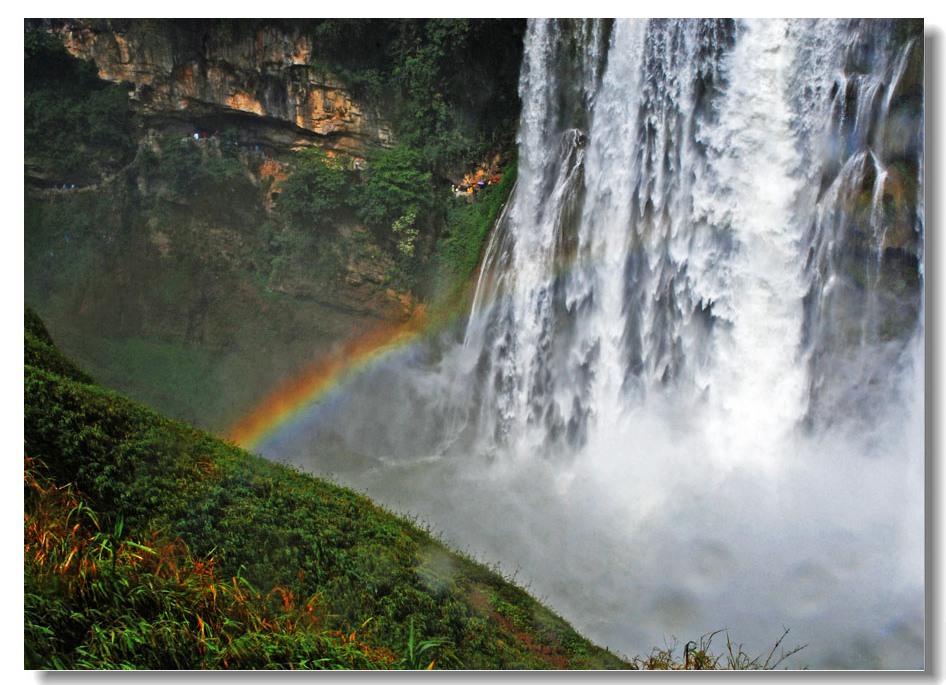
[46,19,394,159]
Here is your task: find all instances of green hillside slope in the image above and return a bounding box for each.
[24,305,631,670]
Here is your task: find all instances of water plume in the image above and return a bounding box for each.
[242,19,924,669]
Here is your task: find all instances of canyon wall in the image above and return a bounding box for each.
[43,19,393,158]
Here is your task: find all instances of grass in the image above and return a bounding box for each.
[25,455,392,669]
[24,306,631,670]
[632,629,807,670]
[24,306,809,671]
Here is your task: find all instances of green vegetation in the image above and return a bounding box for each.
[24,308,807,670]
[25,456,392,669]
[265,19,524,295]
[24,308,631,670]
[427,161,517,309]
[631,629,806,670]
[300,19,526,169]
[357,143,434,233]
[277,148,355,231]
[25,28,137,184]
[24,22,520,433]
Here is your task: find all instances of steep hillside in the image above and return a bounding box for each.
[24,306,631,670]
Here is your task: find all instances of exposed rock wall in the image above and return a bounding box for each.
[45,19,393,158]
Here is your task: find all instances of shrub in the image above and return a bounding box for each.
[357,144,433,233]
[277,148,353,230]
[631,629,807,670]
[25,28,136,181]
[23,314,631,670]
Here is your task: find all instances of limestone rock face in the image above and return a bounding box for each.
[48,19,393,158]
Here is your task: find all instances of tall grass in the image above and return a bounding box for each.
[631,629,807,670]
[24,308,631,670]
[24,307,805,670]
[25,455,392,669]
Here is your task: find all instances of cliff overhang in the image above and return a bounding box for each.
[42,19,394,159]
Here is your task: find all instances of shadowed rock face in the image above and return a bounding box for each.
[23,19,411,435]
[45,19,393,158]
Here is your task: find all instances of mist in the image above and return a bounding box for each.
[257,325,923,668]
[255,18,925,669]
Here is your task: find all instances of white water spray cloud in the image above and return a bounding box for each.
[258,18,925,669]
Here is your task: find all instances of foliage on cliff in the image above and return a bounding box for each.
[300,19,526,170]
[24,307,631,670]
[427,161,517,309]
[277,148,354,231]
[24,21,521,433]
[25,29,137,184]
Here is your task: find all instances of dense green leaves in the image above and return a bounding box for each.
[429,161,517,306]
[25,28,136,182]
[277,148,353,230]
[289,19,526,168]
[357,144,433,231]
[24,312,631,670]
[391,20,525,167]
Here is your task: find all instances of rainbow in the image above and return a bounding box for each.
[228,308,430,452]
[227,241,592,453]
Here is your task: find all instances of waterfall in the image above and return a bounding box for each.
[452,18,923,468]
[260,19,924,669]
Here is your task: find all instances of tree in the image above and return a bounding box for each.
[356,144,433,233]
[277,148,352,230]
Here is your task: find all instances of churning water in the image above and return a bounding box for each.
[259,19,924,668]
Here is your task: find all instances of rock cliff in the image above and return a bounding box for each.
[25,18,524,435]
[42,19,393,159]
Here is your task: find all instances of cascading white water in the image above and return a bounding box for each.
[259,18,924,669]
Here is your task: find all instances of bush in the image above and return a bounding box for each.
[23,313,632,670]
[357,144,433,232]
[277,148,353,230]
[24,28,136,181]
